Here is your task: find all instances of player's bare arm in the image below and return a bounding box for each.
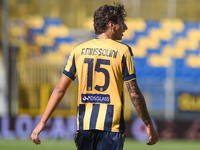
[125,79,152,126]
[31,75,72,145]
[125,79,159,145]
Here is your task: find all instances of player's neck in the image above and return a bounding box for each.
[98,32,113,40]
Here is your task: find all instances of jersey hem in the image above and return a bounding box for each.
[62,73,74,81]
[124,78,136,82]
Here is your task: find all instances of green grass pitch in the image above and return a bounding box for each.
[0,138,199,150]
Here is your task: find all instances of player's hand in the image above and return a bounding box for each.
[31,122,46,145]
[146,125,159,146]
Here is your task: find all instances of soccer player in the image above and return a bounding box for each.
[31,3,159,150]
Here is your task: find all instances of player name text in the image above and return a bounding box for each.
[81,48,117,58]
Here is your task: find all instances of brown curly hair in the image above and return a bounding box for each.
[93,3,127,35]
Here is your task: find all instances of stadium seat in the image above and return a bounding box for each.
[43,17,63,26]
[26,15,44,29]
[34,35,55,46]
[55,37,74,45]
[45,25,70,38]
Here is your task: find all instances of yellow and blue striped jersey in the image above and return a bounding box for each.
[63,38,136,132]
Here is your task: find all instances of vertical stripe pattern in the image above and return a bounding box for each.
[128,46,133,56]
[90,104,100,129]
[104,105,114,131]
[78,104,85,130]
[69,54,76,75]
[121,90,124,106]
[122,55,129,77]
[63,39,137,132]
[119,106,125,132]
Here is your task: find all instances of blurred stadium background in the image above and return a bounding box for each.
[0,0,200,149]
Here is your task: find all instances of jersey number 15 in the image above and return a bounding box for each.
[84,58,110,92]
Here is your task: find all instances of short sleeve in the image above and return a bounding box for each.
[62,50,77,81]
[122,46,136,82]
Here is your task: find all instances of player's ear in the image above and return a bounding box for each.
[107,21,114,29]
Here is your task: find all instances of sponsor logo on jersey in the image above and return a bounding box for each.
[81,94,110,103]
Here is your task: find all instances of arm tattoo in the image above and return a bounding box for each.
[125,80,152,126]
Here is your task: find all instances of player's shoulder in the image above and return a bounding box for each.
[110,39,133,55]
[111,40,131,48]
[70,39,93,55]
[74,39,93,49]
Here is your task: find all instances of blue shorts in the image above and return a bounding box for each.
[74,130,125,150]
